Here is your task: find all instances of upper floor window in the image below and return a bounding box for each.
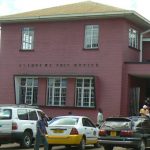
[22,27,34,50]
[129,28,138,49]
[84,25,99,49]
[76,77,95,107]
[47,77,67,106]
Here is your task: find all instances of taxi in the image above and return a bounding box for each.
[46,115,100,150]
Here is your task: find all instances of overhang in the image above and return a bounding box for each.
[125,62,150,77]
[0,1,150,29]
[0,11,150,29]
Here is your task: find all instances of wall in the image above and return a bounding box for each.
[0,18,129,121]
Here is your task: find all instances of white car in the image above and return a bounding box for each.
[0,104,48,148]
[46,115,100,150]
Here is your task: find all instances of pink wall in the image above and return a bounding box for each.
[0,18,142,122]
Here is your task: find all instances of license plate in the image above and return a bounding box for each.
[53,129,64,133]
[110,131,116,136]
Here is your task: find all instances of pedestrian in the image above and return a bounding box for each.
[34,112,49,150]
[97,108,104,128]
[139,105,150,117]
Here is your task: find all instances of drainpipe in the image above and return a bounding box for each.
[140,29,150,62]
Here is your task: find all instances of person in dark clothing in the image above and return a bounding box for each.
[34,112,48,150]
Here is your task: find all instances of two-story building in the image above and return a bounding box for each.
[0,1,150,122]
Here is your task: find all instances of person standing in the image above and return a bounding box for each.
[139,105,150,117]
[97,108,104,128]
[34,112,48,150]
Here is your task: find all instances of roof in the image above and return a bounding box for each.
[0,1,150,29]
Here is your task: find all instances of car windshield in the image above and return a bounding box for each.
[49,117,79,126]
[102,118,131,130]
[0,108,12,120]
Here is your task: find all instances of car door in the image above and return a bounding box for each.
[0,108,12,136]
[17,108,38,138]
[82,118,97,143]
[28,109,39,137]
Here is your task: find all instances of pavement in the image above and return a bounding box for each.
[0,143,129,150]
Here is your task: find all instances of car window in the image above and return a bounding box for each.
[29,110,38,120]
[102,120,131,130]
[82,118,95,127]
[17,109,28,120]
[49,117,78,125]
[0,108,12,120]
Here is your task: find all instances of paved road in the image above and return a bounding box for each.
[0,143,129,150]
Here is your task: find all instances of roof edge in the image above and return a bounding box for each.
[0,10,150,28]
[0,11,137,22]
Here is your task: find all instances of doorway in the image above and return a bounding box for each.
[129,77,150,116]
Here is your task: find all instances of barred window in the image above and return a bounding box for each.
[47,78,67,106]
[76,77,95,107]
[22,27,34,50]
[84,25,99,49]
[129,28,138,49]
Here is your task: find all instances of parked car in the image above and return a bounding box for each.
[98,116,150,150]
[46,115,100,150]
[0,104,48,148]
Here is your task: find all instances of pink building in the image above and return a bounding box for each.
[0,1,150,123]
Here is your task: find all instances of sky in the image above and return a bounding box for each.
[0,0,150,21]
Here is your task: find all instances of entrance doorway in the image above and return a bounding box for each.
[130,87,140,116]
[129,77,150,116]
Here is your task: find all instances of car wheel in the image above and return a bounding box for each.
[94,141,101,148]
[20,131,32,148]
[137,140,145,150]
[104,145,113,150]
[48,144,52,150]
[78,138,86,150]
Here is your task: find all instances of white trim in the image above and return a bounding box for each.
[140,29,150,62]
[0,10,150,27]
[143,38,150,41]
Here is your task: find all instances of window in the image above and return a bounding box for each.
[17,109,28,120]
[84,25,99,49]
[29,110,38,120]
[0,109,12,120]
[47,78,67,106]
[82,118,95,127]
[76,77,95,107]
[129,28,138,49]
[22,27,34,50]
[19,78,38,105]
[49,117,78,126]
